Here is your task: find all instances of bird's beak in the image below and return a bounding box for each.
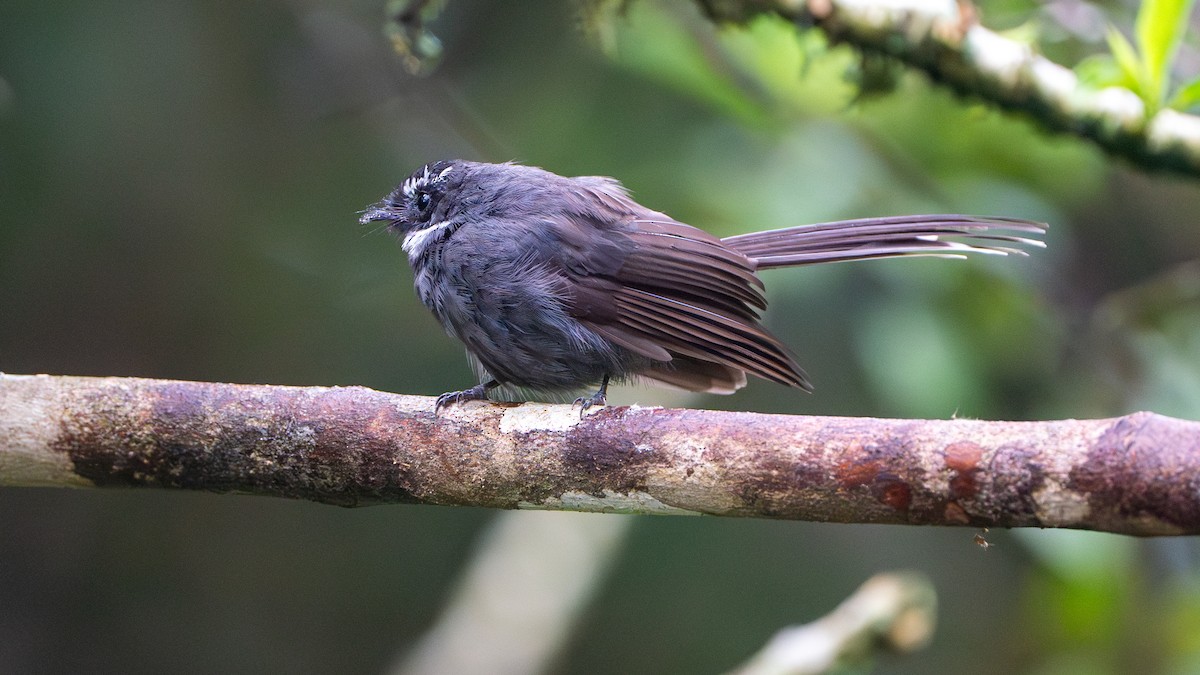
[359,202,398,225]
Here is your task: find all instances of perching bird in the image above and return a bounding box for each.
[360,160,1044,413]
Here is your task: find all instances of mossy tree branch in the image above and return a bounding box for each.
[3,374,1199,536]
[692,0,1200,175]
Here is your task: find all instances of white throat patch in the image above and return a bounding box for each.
[402,220,453,258]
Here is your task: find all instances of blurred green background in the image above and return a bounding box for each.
[4,0,1200,672]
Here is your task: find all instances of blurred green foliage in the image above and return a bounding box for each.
[1098,0,1198,113]
[2,0,1200,673]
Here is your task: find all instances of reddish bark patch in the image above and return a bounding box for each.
[877,475,913,512]
[839,457,883,489]
[945,441,983,500]
[837,444,912,514]
[943,501,970,525]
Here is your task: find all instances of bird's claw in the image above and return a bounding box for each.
[435,385,490,414]
[572,392,607,419]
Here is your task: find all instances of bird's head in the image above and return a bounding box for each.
[359,159,463,234]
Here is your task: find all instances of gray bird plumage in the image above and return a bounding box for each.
[360,160,1046,413]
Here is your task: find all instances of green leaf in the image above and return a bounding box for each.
[1134,0,1198,108]
[1106,26,1145,96]
[1169,76,1200,110]
[1074,54,1131,90]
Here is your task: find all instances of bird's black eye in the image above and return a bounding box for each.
[415,191,432,211]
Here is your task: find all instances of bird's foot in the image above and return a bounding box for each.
[435,384,491,414]
[573,376,610,419]
[573,389,609,415]
[572,391,607,418]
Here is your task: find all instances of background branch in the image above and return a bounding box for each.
[729,572,936,675]
[3,373,1199,536]
[393,511,633,675]
[685,0,1200,176]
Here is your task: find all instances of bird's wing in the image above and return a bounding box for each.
[551,212,810,392]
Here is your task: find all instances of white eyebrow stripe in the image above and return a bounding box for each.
[401,164,453,198]
[402,166,429,197]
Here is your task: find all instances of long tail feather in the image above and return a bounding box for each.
[721,215,1046,270]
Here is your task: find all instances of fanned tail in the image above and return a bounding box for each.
[721,215,1046,270]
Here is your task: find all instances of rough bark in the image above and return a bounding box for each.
[2,373,1198,536]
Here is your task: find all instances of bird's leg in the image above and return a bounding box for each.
[435,380,500,414]
[573,374,610,418]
